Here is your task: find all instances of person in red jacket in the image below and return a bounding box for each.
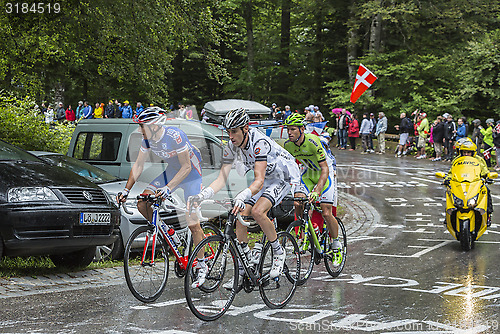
[65,104,76,122]
[348,113,360,151]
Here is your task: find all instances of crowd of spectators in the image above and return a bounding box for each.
[39,100,199,125]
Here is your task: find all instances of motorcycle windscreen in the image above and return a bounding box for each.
[450,156,482,183]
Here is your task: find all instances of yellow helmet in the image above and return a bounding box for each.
[458,138,477,156]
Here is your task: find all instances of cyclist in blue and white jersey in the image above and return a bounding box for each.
[189,108,300,284]
[117,107,208,287]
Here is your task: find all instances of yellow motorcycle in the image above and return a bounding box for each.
[436,156,498,251]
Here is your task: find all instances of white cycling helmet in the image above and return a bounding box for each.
[133,107,165,125]
[223,108,249,129]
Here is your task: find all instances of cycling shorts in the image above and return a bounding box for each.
[294,171,337,207]
[244,178,291,208]
[146,171,202,202]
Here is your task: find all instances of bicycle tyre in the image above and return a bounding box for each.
[285,220,315,285]
[123,225,169,303]
[324,217,347,278]
[259,231,300,309]
[184,235,238,321]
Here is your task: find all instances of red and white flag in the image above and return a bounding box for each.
[350,64,377,103]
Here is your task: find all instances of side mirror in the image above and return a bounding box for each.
[487,172,498,180]
[435,172,446,179]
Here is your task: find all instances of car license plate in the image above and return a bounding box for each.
[80,212,111,225]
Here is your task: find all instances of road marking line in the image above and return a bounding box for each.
[410,176,442,184]
[351,167,396,175]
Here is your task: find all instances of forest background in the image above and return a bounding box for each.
[0,0,499,138]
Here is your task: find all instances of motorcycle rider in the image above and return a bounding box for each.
[446,138,493,226]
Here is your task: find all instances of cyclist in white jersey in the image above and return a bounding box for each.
[189,108,300,282]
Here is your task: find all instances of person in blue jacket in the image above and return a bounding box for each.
[82,101,93,119]
[456,117,467,141]
[120,100,133,118]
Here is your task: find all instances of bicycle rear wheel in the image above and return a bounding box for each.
[124,225,169,303]
[184,235,238,321]
[259,231,300,309]
[323,217,347,278]
[286,220,314,285]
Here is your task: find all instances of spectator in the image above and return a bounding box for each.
[65,104,76,122]
[120,100,133,118]
[431,116,445,161]
[178,104,186,119]
[136,102,144,116]
[471,119,483,156]
[82,101,93,119]
[348,113,359,151]
[443,114,457,161]
[284,105,292,120]
[368,113,377,153]
[75,101,84,119]
[55,102,66,122]
[337,109,350,150]
[395,112,411,157]
[313,107,324,123]
[104,100,114,118]
[375,112,387,154]
[94,102,103,118]
[114,100,122,118]
[480,118,495,167]
[40,103,47,116]
[456,118,467,141]
[268,103,277,120]
[44,105,54,124]
[493,120,500,171]
[416,112,430,159]
[304,107,314,122]
[360,113,372,154]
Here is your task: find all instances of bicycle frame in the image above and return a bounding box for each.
[296,200,324,254]
[139,196,188,270]
[221,213,270,286]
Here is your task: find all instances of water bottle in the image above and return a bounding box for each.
[167,227,181,246]
[250,242,262,265]
[314,225,320,236]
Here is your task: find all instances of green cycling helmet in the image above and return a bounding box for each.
[283,113,305,127]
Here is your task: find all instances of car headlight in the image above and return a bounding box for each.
[8,187,59,202]
[467,194,479,208]
[452,193,464,208]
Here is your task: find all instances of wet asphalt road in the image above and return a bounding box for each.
[1,149,500,334]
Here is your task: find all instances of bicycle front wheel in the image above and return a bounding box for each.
[124,225,169,303]
[184,235,238,321]
[259,231,300,309]
[286,220,314,285]
[324,217,347,277]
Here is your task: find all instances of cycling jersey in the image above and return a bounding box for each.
[141,126,202,200]
[284,133,334,182]
[223,128,300,184]
[284,133,337,205]
[222,128,300,206]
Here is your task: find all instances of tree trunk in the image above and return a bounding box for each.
[242,0,254,100]
[312,7,323,104]
[278,0,291,103]
[369,12,383,53]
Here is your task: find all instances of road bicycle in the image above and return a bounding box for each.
[286,197,347,285]
[120,193,220,303]
[184,199,301,321]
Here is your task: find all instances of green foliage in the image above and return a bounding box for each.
[0,92,72,153]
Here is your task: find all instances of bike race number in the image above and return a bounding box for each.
[79,212,111,225]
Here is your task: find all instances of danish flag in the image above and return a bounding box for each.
[350,64,377,103]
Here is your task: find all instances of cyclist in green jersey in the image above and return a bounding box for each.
[283,113,342,257]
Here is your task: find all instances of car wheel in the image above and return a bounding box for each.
[50,246,96,268]
[94,234,124,262]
